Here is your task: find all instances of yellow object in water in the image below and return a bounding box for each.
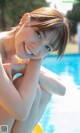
[32,123,43,133]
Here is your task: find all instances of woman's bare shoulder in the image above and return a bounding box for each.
[0,40,3,61]
[0,32,4,45]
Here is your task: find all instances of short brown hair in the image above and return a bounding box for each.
[30,7,69,58]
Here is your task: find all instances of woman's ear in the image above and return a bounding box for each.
[19,13,30,26]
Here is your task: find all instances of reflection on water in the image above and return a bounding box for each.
[40,72,80,133]
[42,54,80,86]
[51,74,80,133]
[40,54,80,133]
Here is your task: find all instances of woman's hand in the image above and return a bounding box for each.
[3,63,28,80]
[2,55,42,81]
[3,55,30,80]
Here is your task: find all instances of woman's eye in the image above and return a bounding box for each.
[45,46,51,52]
[36,31,41,39]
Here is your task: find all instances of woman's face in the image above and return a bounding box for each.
[15,22,53,59]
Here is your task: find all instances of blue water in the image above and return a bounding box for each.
[40,54,80,133]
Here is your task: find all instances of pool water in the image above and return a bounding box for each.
[40,54,80,133]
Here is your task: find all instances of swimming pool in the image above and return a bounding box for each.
[40,54,80,133]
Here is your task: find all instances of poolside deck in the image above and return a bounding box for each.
[52,42,78,55]
[65,43,78,54]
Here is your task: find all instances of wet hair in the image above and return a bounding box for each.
[29,7,69,58]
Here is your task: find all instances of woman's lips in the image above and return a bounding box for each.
[24,44,33,55]
[21,41,33,55]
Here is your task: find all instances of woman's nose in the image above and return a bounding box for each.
[31,43,41,55]
[31,43,36,49]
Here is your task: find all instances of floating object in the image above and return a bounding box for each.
[32,123,43,133]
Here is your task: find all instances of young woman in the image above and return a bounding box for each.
[0,7,69,133]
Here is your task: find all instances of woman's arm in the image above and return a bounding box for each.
[0,56,42,121]
[11,55,66,96]
[4,60,66,96]
[11,80,41,133]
